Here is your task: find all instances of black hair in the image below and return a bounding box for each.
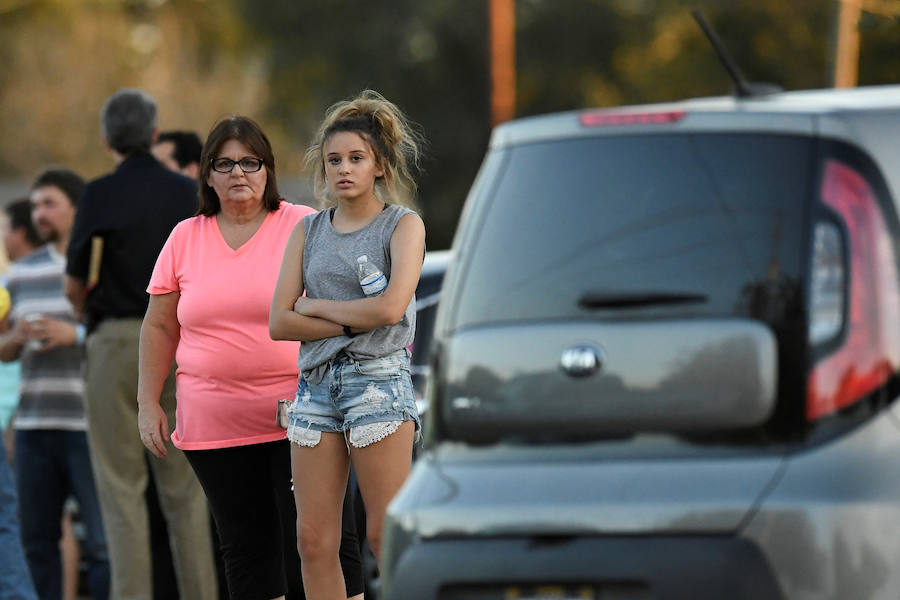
[4,198,41,247]
[157,130,203,168]
[31,168,85,206]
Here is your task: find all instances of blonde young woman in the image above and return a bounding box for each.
[270,90,425,599]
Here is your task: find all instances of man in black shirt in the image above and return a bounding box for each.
[65,88,217,600]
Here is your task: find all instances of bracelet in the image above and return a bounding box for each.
[75,324,86,345]
[342,325,358,339]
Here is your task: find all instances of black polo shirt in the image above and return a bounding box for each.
[66,152,198,331]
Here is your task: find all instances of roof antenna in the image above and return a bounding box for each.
[691,9,781,98]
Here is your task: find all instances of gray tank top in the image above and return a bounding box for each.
[298,204,417,381]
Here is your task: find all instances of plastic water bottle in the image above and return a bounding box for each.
[23,313,45,352]
[357,255,387,296]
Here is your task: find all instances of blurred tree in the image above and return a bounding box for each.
[0,0,258,179]
[0,0,897,248]
[857,9,900,85]
[516,0,837,110]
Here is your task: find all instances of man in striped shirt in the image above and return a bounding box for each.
[0,169,109,600]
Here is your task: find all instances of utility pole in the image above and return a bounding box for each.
[834,0,900,87]
[835,0,861,87]
[489,0,516,126]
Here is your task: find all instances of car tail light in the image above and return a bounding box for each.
[808,222,844,345]
[806,160,900,421]
[579,110,685,127]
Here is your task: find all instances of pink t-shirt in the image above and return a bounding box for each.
[147,201,315,450]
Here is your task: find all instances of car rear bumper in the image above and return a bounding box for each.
[382,535,784,600]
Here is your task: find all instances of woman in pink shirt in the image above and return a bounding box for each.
[137,116,363,600]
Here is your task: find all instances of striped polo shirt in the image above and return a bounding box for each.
[6,244,86,430]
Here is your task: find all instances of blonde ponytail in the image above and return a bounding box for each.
[305,90,425,210]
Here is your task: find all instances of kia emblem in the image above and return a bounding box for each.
[560,345,604,377]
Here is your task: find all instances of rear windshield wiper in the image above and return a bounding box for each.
[578,291,708,309]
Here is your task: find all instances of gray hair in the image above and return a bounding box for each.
[101,88,158,154]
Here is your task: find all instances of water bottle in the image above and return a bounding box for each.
[357,255,387,296]
[23,313,45,352]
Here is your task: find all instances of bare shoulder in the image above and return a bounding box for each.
[396,211,425,232]
[288,219,308,246]
[391,212,426,258]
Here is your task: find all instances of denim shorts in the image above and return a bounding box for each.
[287,349,420,448]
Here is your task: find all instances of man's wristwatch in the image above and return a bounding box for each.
[343,325,358,338]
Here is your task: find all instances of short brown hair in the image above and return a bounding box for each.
[197,116,281,216]
[32,168,85,206]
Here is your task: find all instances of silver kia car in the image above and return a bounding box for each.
[381,84,900,599]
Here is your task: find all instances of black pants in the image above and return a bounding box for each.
[185,440,364,600]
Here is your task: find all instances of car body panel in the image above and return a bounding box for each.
[410,250,451,394]
[490,85,900,151]
[389,444,786,538]
[817,110,900,215]
[741,403,900,600]
[441,319,777,439]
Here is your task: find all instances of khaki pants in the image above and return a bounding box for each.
[85,318,217,600]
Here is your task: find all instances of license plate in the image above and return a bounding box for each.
[504,585,597,599]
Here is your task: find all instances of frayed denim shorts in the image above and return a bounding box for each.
[287,349,420,449]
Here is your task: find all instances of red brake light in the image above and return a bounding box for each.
[579,110,685,127]
[806,160,900,421]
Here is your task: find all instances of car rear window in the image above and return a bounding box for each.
[451,133,812,330]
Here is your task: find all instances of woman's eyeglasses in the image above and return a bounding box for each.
[211,157,264,173]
